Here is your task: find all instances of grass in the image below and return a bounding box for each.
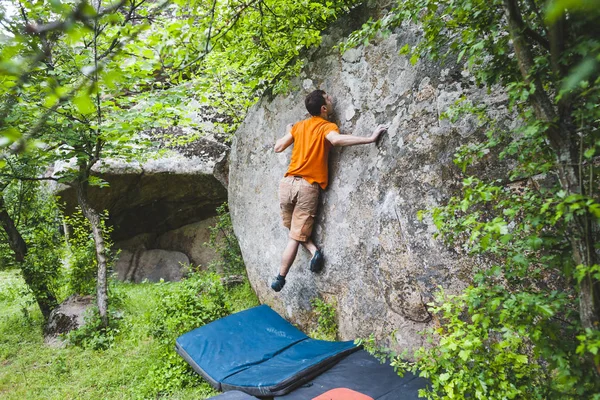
[0,269,259,400]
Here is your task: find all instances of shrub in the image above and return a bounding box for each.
[1,180,64,312]
[63,208,115,296]
[377,284,598,399]
[66,307,121,350]
[207,202,245,274]
[150,272,230,340]
[310,297,338,341]
[141,272,230,397]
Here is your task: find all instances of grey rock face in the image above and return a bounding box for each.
[115,217,220,269]
[229,11,509,351]
[115,249,190,283]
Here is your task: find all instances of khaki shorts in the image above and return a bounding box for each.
[279,176,320,242]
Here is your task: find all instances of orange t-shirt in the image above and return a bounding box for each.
[285,116,339,189]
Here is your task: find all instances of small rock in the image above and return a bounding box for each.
[45,295,94,347]
[220,275,246,287]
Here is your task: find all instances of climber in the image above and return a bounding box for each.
[271,89,388,292]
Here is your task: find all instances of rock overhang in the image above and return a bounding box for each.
[53,134,229,242]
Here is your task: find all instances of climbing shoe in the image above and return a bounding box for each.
[310,250,324,273]
[271,274,286,292]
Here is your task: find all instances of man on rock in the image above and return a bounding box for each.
[271,89,388,292]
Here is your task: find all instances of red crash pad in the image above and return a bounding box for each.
[312,388,374,400]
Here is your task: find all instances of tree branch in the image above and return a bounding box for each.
[0,174,61,183]
[7,0,170,153]
[24,0,128,35]
[524,26,550,51]
[176,0,262,72]
[505,0,550,51]
[206,0,217,54]
[525,0,547,33]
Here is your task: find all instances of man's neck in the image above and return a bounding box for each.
[318,112,329,120]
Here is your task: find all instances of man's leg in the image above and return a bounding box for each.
[279,238,301,277]
[303,238,324,273]
[301,239,317,256]
[294,182,323,273]
[273,176,295,292]
[301,238,323,272]
[272,238,300,292]
[272,177,322,292]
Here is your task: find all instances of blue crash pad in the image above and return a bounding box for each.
[208,390,259,399]
[176,305,358,397]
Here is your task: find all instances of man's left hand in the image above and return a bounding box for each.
[370,124,389,142]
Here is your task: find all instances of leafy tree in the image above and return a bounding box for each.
[0,156,62,319]
[0,0,360,325]
[0,0,177,324]
[345,0,600,397]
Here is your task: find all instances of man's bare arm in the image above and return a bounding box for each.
[326,124,388,147]
[274,123,294,153]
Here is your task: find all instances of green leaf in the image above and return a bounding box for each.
[561,57,598,93]
[515,354,528,364]
[584,147,595,159]
[545,0,600,23]
[410,53,419,65]
[102,69,123,89]
[43,94,59,108]
[74,92,96,115]
[459,349,471,361]
[142,49,155,59]
[1,127,21,141]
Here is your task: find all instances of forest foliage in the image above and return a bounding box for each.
[344,0,600,398]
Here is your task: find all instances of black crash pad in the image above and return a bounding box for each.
[275,350,430,400]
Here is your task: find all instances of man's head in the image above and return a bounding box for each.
[305,89,332,117]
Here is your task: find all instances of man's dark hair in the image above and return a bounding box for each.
[305,90,326,116]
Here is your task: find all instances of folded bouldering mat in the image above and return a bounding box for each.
[274,350,430,400]
[207,390,260,399]
[176,304,359,397]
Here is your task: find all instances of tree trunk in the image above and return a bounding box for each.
[75,179,109,327]
[503,0,600,335]
[0,194,57,319]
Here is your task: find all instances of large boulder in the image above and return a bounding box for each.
[155,218,219,268]
[228,6,510,352]
[54,132,228,242]
[115,217,220,268]
[53,129,229,279]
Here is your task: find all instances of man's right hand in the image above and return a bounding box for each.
[370,124,389,142]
